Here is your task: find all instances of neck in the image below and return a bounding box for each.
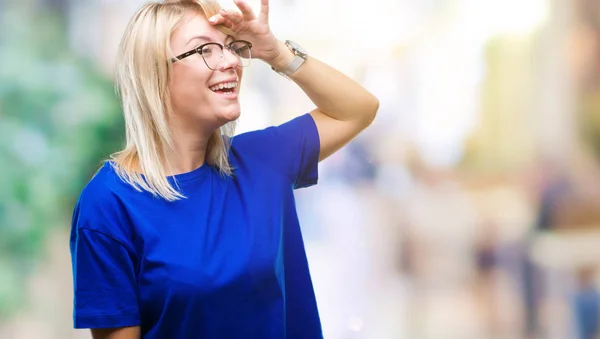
[166,121,214,176]
[166,146,209,176]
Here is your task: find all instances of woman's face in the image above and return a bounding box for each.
[169,13,243,132]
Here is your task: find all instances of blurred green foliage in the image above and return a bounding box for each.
[0,4,124,318]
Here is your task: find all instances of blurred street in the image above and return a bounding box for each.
[3,0,600,338]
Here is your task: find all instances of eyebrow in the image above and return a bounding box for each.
[186,35,234,46]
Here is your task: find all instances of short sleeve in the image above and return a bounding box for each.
[70,192,140,329]
[233,113,321,189]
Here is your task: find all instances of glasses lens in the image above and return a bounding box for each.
[230,41,251,58]
[201,44,220,70]
[201,42,252,69]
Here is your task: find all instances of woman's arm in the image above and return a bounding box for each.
[91,326,141,339]
[270,44,379,161]
[211,0,379,161]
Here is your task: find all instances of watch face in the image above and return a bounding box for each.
[286,40,307,57]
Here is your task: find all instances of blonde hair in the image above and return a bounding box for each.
[110,0,236,201]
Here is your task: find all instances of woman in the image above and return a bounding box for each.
[69,0,378,338]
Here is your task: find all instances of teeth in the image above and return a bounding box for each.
[210,81,238,92]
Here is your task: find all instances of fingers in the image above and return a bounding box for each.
[219,9,243,24]
[232,0,257,21]
[208,13,224,24]
[209,1,270,28]
[208,14,235,28]
[259,0,269,24]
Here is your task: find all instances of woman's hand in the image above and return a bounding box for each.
[209,0,291,69]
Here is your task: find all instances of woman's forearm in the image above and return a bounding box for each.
[269,40,379,124]
[91,326,141,339]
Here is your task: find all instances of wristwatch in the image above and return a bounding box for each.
[272,40,308,78]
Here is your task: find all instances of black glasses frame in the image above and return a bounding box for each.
[171,40,253,69]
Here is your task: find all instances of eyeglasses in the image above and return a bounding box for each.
[171,40,252,70]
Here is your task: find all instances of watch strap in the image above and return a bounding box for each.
[281,55,305,76]
[271,40,307,78]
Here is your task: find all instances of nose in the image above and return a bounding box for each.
[218,48,241,70]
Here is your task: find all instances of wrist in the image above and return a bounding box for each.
[267,40,295,71]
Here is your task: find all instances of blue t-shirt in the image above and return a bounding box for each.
[70,113,322,339]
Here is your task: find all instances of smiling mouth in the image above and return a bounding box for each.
[209,81,238,94]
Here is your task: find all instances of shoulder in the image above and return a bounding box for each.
[228,113,320,188]
[76,162,123,213]
[230,113,319,164]
[232,113,317,148]
[72,162,134,242]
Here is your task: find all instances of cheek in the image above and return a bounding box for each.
[237,68,244,85]
[169,65,211,108]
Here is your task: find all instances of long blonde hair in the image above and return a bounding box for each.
[110,0,236,201]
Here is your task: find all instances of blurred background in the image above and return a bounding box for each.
[2,0,600,338]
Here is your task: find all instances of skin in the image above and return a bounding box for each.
[166,13,244,175]
[91,326,140,339]
[92,0,378,337]
[212,0,379,162]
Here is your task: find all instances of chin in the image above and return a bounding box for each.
[218,105,241,124]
